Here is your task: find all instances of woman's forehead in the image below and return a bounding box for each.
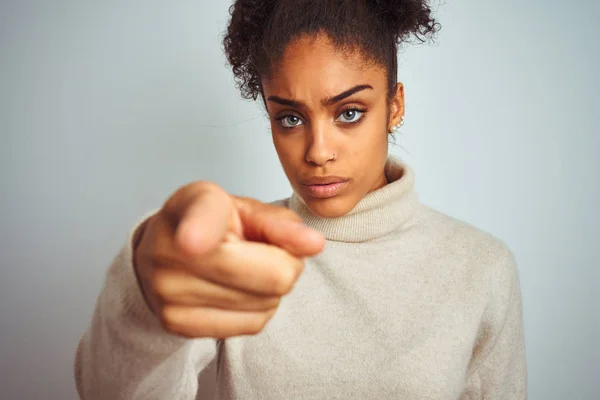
[262,35,386,98]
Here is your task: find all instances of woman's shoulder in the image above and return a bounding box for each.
[414,204,518,278]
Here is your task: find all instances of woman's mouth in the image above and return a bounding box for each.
[302,177,349,199]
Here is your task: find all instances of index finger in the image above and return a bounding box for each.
[235,198,325,257]
[163,182,233,256]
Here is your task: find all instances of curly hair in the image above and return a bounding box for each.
[223,0,440,101]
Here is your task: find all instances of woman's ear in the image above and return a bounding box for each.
[388,82,405,131]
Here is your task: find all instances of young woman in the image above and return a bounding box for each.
[75,1,527,399]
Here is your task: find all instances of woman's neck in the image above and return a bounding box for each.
[289,156,418,242]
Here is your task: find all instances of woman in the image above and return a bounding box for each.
[75,0,527,399]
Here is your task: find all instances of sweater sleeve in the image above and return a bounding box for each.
[74,217,217,400]
[461,251,527,400]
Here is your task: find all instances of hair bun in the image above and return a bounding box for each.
[369,0,439,43]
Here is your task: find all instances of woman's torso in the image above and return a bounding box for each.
[208,206,497,400]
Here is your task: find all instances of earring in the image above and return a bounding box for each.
[389,116,405,133]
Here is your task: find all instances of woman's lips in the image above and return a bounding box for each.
[304,181,349,199]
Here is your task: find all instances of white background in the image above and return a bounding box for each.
[1,0,598,398]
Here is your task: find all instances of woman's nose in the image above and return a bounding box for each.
[305,123,336,166]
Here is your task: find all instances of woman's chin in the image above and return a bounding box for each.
[302,195,356,218]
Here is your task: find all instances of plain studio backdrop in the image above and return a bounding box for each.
[1,1,598,399]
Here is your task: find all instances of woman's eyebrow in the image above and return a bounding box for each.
[322,84,373,106]
[266,84,373,109]
[267,96,303,108]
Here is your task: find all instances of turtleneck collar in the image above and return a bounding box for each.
[289,156,419,243]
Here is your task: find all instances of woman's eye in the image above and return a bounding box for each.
[278,115,303,128]
[337,109,364,123]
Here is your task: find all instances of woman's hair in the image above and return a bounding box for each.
[223,0,440,101]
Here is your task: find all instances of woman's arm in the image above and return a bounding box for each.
[461,251,527,399]
[74,221,216,400]
[75,184,323,400]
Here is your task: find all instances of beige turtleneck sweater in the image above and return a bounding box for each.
[75,158,527,399]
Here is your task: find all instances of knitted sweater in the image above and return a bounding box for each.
[75,158,527,399]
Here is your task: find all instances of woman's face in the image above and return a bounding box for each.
[262,34,404,218]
